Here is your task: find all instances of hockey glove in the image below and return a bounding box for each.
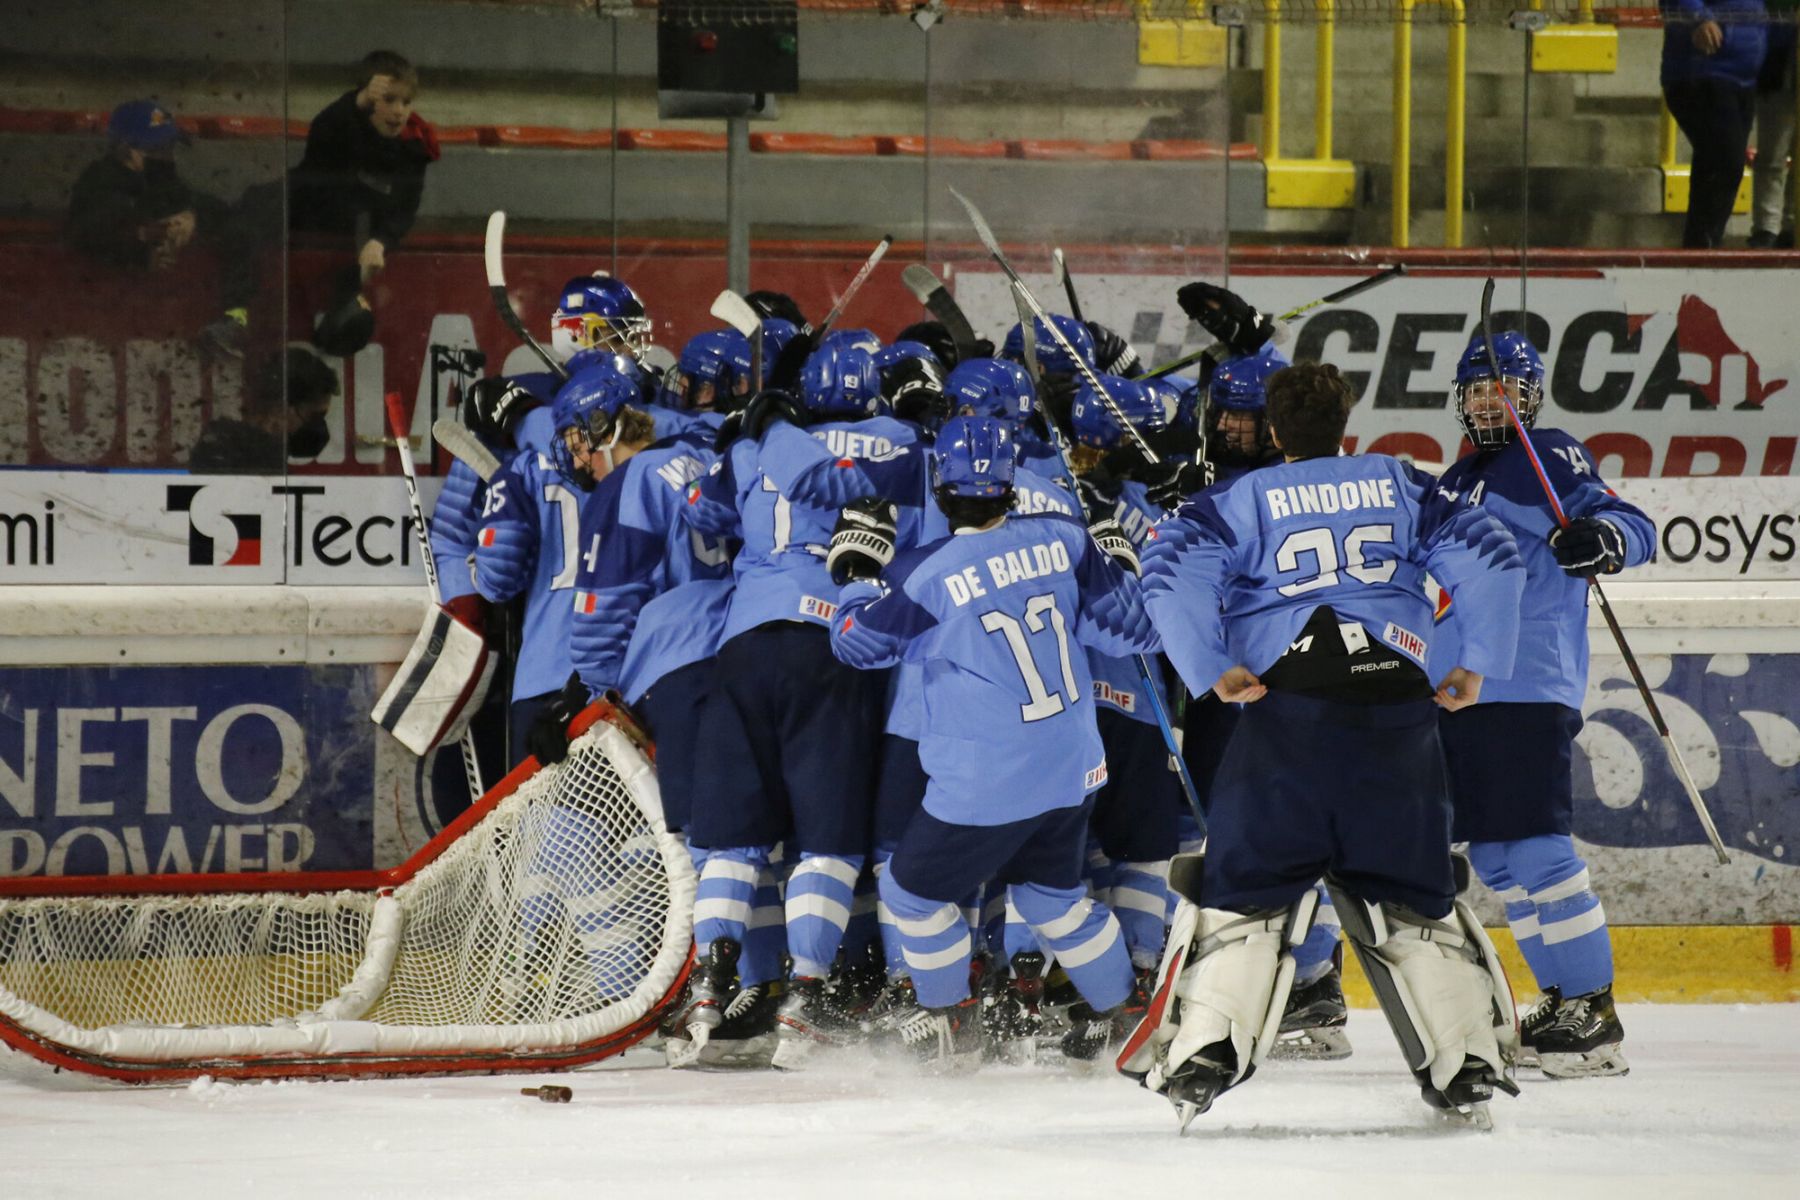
[526,673,590,766]
[1038,372,1080,439]
[712,409,746,453]
[1088,517,1140,575]
[1140,457,1215,511]
[1550,516,1626,578]
[828,497,899,585]
[1176,282,1275,358]
[741,389,810,442]
[1087,322,1142,378]
[464,377,540,447]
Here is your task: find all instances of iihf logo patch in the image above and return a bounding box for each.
[166,485,261,566]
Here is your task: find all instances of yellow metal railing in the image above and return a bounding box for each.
[1260,0,1357,210]
[1392,0,1466,248]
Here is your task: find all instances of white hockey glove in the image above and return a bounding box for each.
[828,497,899,585]
[1088,517,1140,575]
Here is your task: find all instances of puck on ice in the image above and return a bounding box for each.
[521,1085,572,1103]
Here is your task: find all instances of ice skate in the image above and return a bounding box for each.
[896,994,985,1069]
[1270,958,1352,1061]
[771,976,861,1069]
[696,980,782,1069]
[982,951,1047,1063]
[1162,1055,1233,1134]
[1513,986,1561,1068]
[1535,986,1629,1079]
[665,938,740,1069]
[1421,1056,1516,1130]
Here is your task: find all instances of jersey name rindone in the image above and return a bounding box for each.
[1265,478,1399,522]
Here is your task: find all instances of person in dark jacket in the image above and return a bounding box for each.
[189,346,339,473]
[1661,0,1770,247]
[67,100,222,273]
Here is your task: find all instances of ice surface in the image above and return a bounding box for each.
[3,1004,1796,1199]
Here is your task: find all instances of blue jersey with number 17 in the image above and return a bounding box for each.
[832,512,1159,825]
[1141,453,1526,699]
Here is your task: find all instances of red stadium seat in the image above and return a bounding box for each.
[1133,139,1262,162]
[201,115,309,140]
[434,125,485,146]
[1008,139,1136,162]
[481,125,613,150]
[751,132,883,156]
[875,134,1010,159]
[615,128,729,152]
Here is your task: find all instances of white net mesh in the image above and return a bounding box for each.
[0,713,694,1078]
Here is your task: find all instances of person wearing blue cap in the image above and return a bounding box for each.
[67,100,215,273]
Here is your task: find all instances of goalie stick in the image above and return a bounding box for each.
[433,416,501,482]
[1475,278,1728,865]
[485,211,569,382]
[1144,263,1409,380]
[384,392,486,803]
[816,233,893,338]
[901,263,982,362]
[1002,273,1204,823]
[709,288,765,389]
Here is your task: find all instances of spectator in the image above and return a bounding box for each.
[66,100,221,273]
[1661,0,1770,248]
[1750,3,1796,247]
[189,346,338,473]
[205,50,440,359]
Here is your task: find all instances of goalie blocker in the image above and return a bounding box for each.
[372,601,497,757]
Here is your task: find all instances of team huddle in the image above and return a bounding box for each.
[425,267,1651,1130]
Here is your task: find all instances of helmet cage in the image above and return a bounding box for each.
[1454,374,1542,449]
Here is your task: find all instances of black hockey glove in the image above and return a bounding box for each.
[1550,516,1625,578]
[1087,517,1140,575]
[1038,372,1080,439]
[1139,457,1215,511]
[464,377,540,448]
[828,497,899,585]
[526,673,590,766]
[1176,281,1275,358]
[883,356,950,429]
[741,388,810,442]
[1087,321,1142,378]
[712,409,746,453]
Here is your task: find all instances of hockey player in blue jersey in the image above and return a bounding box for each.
[945,357,1070,488]
[1063,375,1183,982]
[829,416,1158,1065]
[1126,361,1528,1129]
[474,363,641,761]
[678,339,925,1068]
[1432,331,1655,1079]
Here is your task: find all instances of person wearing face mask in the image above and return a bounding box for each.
[188,346,338,472]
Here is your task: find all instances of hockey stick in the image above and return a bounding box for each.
[485,211,569,382]
[1052,247,1086,325]
[385,393,486,803]
[433,416,501,483]
[951,188,1158,465]
[1004,278,1205,825]
[901,263,982,362]
[1144,263,1408,380]
[816,233,893,338]
[709,289,765,388]
[1475,278,1728,865]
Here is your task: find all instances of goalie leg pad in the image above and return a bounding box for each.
[1329,884,1511,1094]
[1118,887,1314,1096]
[371,605,492,756]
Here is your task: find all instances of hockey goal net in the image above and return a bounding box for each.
[0,703,694,1084]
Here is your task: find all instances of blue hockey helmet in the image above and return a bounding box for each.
[1206,345,1289,466]
[945,358,1035,426]
[1002,313,1095,375]
[563,347,645,389]
[873,340,938,372]
[663,329,753,412]
[551,273,651,362]
[820,327,882,356]
[932,415,1017,501]
[1070,373,1165,451]
[800,342,884,419]
[1453,330,1545,449]
[550,363,639,489]
[759,318,800,382]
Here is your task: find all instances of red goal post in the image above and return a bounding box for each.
[0,703,695,1084]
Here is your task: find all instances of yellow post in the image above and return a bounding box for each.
[1445,8,1466,248]
[1393,0,1467,248]
[1263,0,1282,163]
[1315,0,1335,159]
[1394,11,1412,247]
